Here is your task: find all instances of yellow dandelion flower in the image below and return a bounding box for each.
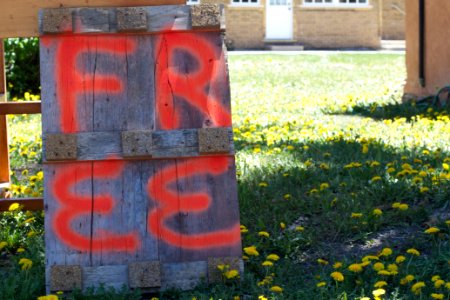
[262,261,274,267]
[8,203,21,212]
[380,247,393,257]
[378,270,391,276]
[373,208,383,216]
[374,281,388,288]
[371,176,382,182]
[362,255,379,262]
[320,183,329,190]
[387,264,398,272]
[373,262,385,271]
[243,246,259,256]
[18,258,32,270]
[445,282,450,289]
[420,187,430,193]
[348,263,363,273]
[283,194,291,200]
[424,227,440,234]
[400,274,415,285]
[316,281,326,287]
[216,264,226,271]
[17,247,25,253]
[330,271,344,282]
[419,171,427,177]
[406,248,420,256]
[392,202,401,208]
[0,241,7,250]
[387,167,396,173]
[362,144,369,154]
[372,288,386,297]
[398,204,409,211]
[351,212,363,218]
[411,281,426,295]
[295,226,305,232]
[434,279,445,288]
[258,231,270,238]
[431,275,441,282]
[333,262,343,269]
[395,255,406,264]
[317,258,329,265]
[258,296,268,300]
[431,293,444,300]
[280,222,286,229]
[266,254,280,261]
[443,163,450,171]
[269,286,283,293]
[224,269,239,279]
[37,296,58,300]
[258,182,268,187]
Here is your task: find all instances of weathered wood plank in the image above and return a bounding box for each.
[153,157,241,264]
[153,32,231,130]
[40,5,224,35]
[0,102,42,115]
[0,0,184,38]
[161,261,207,291]
[44,163,94,292]
[0,40,9,184]
[42,128,234,162]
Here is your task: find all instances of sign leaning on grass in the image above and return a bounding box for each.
[39,5,242,292]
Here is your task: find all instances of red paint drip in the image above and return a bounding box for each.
[52,161,140,252]
[155,33,231,130]
[148,157,240,249]
[53,35,135,133]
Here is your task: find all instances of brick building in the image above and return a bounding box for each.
[189,0,405,49]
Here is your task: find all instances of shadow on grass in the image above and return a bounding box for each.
[329,98,450,121]
[234,136,450,295]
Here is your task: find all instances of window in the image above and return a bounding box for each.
[303,0,369,7]
[231,0,259,6]
[186,0,200,5]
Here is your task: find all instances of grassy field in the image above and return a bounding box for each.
[2,52,450,299]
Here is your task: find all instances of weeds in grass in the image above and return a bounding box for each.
[1,53,449,299]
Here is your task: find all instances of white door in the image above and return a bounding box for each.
[266,0,293,40]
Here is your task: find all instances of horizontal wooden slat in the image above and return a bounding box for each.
[0,0,185,38]
[0,101,42,115]
[0,198,44,211]
[38,5,225,35]
[43,128,234,162]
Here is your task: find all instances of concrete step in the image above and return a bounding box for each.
[265,44,304,51]
[381,40,405,51]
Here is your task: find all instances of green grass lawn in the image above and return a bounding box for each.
[2,53,450,300]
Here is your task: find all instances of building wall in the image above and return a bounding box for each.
[382,0,405,40]
[204,0,381,49]
[295,0,381,49]
[404,0,450,97]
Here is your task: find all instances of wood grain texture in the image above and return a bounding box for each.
[0,0,184,38]
[0,102,42,115]
[41,29,241,292]
[82,265,128,291]
[0,41,9,184]
[42,128,234,162]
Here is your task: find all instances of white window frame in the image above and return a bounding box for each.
[230,0,260,7]
[302,0,369,8]
[186,0,200,5]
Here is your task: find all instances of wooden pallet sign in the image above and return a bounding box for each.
[39,4,242,292]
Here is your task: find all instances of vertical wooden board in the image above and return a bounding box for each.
[90,161,159,265]
[148,157,241,263]
[0,39,10,184]
[153,31,232,131]
[44,163,94,290]
[90,36,131,132]
[40,35,96,134]
[125,36,155,131]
